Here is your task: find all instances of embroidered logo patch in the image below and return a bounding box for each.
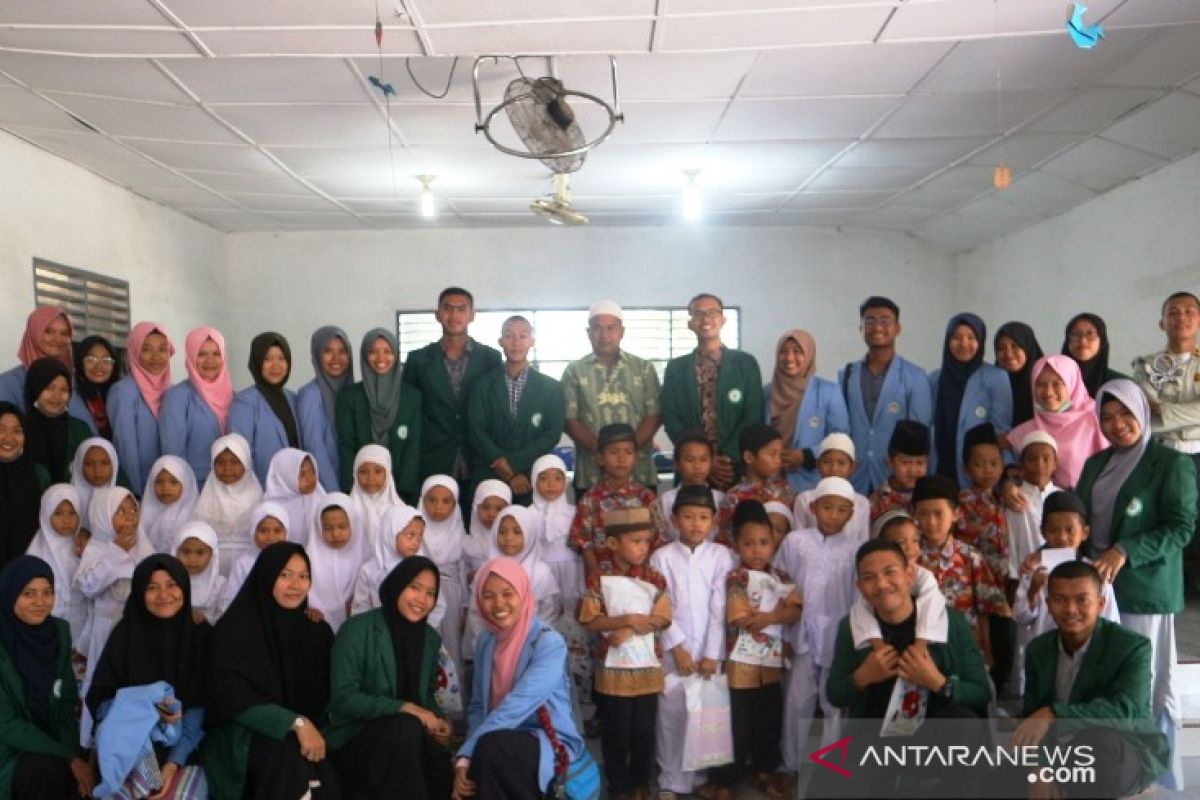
[728,388,743,403]
[531,412,543,428]
[887,401,901,415]
[974,405,987,418]
[52,679,62,699]
[1125,497,1144,517]
[397,424,409,440]
[808,415,821,429]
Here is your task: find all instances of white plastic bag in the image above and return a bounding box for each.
[600,576,660,669]
[682,674,734,771]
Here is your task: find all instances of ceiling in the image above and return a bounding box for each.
[1,0,1199,251]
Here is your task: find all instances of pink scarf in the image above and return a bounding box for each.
[474,557,536,711]
[1008,355,1108,487]
[126,322,174,417]
[185,327,233,432]
[17,306,74,372]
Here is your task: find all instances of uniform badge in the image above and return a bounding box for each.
[887,401,901,415]
[808,416,821,429]
[531,412,543,428]
[974,406,987,418]
[397,424,409,440]
[728,388,743,403]
[1125,497,1144,517]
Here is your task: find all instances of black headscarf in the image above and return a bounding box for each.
[934,313,986,480]
[378,556,439,702]
[0,403,43,565]
[0,556,61,731]
[994,322,1044,426]
[207,542,333,728]
[73,335,122,403]
[86,555,210,716]
[1061,312,1111,398]
[22,357,72,482]
[248,333,300,448]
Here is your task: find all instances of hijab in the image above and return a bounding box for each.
[309,327,354,423]
[994,322,1044,426]
[531,455,574,557]
[264,448,327,545]
[934,313,986,480]
[419,475,465,567]
[23,358,72,482]
[305,493,365,628]
[487,505,558,606]
[87,486,153,553]
[1008,356,1107,487]
[378,556,439,702]
[1061,313,1112,398]
[193,434,263,541]
[69,437,119,531]
[175,520,222,612]
[248,332,299,448]
[249,501,291,550]
[349,444,405,555]
[1088,379,1152,551]
[0,556,61,730]
[0,403,43,564]
[474,557,536,711]
[126,322,174,417]
[208,542,332,727]
[768,329,818,447]
[73,335,121,405]
[26,484,81,609]
[141,455,200,553]
[86,554,209,715]
[17,307,73,373]
[360,328,404,446]
[375,505,426,574]
[184,327,233,433]
[467,479,511,573]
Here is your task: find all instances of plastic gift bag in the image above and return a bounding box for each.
[436,643,463,716]
[682,674,734,772]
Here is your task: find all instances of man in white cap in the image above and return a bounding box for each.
[561,300,663,493]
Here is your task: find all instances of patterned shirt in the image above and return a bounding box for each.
[568,479,666,558]
[716,476,795,545]
[504,366,529,419]
[917,536,1009,627]
[561,350,662,488]
[442,339,474,478]
[579,562,671,696]
[694,348,723,447]
[956,487,1010,590]
[869,479,913,524]
[724,563,795,688]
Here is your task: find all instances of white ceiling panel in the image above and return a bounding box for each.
[1098,25,1200,88]
[4,125,151,168]
[164,58,363,103]
[0,0,169,25]
[874,89,1069,138]
[196,29,424,57]
[715,96,899,141]
[834,136,991,167]
[0,53,189,102]
[1027,86,1162,133]
[556,52,757,101]
[261,212,366,230]
[214,103,386,147]
[891,186,979,210]
[965,132,1080,169]
[0,88,91,130]
[177,169,311,195]
[739,42,952,98]
[78,161,209,192]
[0,29,197,56]
[46,93,242,142]
[784,190,894,210]
[804,165,933,191]
[411,0,656,26]
[855,204,944,230]
[337,197,420,214]
[667,0,898,13]
[660,6,890,51]
[605,100,727,144]
[137,185,243,208]
[223,192,343,212]
[882,0,1124,42]
[762,209,864,227]
[917,196,1041,252]
[393,103,493,145]
[995,171,1096,216]
[1101,2,1200,28]
[180,208,278,231]
[915,164,1003,193]
[427,21,652,56]
[365,213,465,228]
[125,139,281,172]
[165,0,389,27]
[1040,137,1167,192]
[1100,90,1200,159]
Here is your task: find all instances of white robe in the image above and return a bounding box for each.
[792,489,871,544]
[1004,480,1060,579]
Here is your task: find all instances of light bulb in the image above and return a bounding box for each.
[417,175,436,218]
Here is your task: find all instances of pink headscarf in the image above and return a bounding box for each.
[126,321,174,417]
[1008,355,1108,487]
[17,306,74,372]
[185,327,233,432]
[474,557,536,711]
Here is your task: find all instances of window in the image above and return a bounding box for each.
[32,258,131,347]
[397,306,740,380]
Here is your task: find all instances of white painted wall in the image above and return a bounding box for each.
[0,130,228,374]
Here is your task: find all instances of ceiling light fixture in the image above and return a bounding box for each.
[417,175,436,218]
[681,169,702,223]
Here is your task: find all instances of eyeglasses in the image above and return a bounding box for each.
[1068,331,1099,343]
[862,316,897,329]
[690,309,723,320]
[82,356,116,366]
[113,505,138,517]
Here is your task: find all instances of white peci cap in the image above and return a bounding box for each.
[588,300,623,321]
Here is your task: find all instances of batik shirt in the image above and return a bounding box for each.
[956,487,1010,590]
[579,562,671,696]
[716,476,795,545]
[869,479,913,524]
[917,535,1010,627]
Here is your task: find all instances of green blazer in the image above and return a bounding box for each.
[466,367,565,488]
[335,382,423,504]
[0,618,78,800]
[826,609,991,717]
[661,347,764,475]
[1075,438,1198,614]
[325,610,442,751]
[402,339,502,480]
[1023,618,1169,790]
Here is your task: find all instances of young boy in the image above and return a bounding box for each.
[764,501,794,548]
[649,485,734,798]
[570,423,667,579]
[711,501,801,799]
[774,477,860,774]
[794,433,871,542]
[716,423,794,544]
[579,507,673,800]
[1004,431,1061,581]
[869,420,930,524]
[657,428,725,543]
[912,475,1010,666]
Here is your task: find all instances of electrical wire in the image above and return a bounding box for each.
[405,56,460,99]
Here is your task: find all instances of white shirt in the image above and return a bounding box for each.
[1013,556,1120,638]
[774,526,859,667]
[1004,480,1060,579]
[650,540,733,669]
[793,490,871,544]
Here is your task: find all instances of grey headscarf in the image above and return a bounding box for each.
[360,328,403,446]
[309,326,354,422]
[1088,379,1152,550]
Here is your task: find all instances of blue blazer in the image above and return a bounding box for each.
[106,376,163,496]
[929,363,1013,487]
[296,381,340,493]
[459,618,583,792]
[160,380,223,485]
[228,386,301,485]
[838,356,933,494]
[763,376,850,492]
[0,364,97,434]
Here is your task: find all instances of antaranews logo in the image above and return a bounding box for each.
[810,736,854,778]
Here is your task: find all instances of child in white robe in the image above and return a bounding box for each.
[175,520,225,622]
[305,492,366,632]
[465,479,510,580]
[792,433,870,543]
[348,443,405,557]
[216,500,289,617]
[193,433,263,576]
[141,455,199,553]
[26,484,86,647]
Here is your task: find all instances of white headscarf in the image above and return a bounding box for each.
[247,500,292,548]
[193,433,263,541]
[141,455,200,553]
[487,504,558,604]
[69,437,118,531]
[531,455,575,561]
[419,475,466,568]
[26,484,82,608]
[263,448,327,544]
[175,520,221,610]
[349,444,405,555]
[305,492,366,628]
[375,504,427,574]
[85,486,154,559]
[467,479,511,573]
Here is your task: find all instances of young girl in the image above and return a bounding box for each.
[228,332,301,484]
[306,493,366,631]
[192,433,263,576]
[216,500,290,618]
[465,479,511,578]
[26,484,86,646]
[351,504,435,617]
[348,443,404,556]
[419,475,467,671]
[74,334,121,439]
[69,437,119,531]
[140,455,199,553]
[263,447,326,545]
[531,455,580,603]
[23,357,92,483]
[175,519,224,622]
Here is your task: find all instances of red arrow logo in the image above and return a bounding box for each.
[809,736,853,778]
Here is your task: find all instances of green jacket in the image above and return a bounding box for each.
[204,702,329,800]
[325,610,442,751]
[661,347,764,475]
[1023,617,1170,790]
[826,609,991,717]
[335,382,423,504]
[466,366,565,488]
[0,618,78,800]
[1075,438,1197,614]
[402,339,502,480]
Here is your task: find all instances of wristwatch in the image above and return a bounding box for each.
[292,717,307,731]
[937,675,956,702]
